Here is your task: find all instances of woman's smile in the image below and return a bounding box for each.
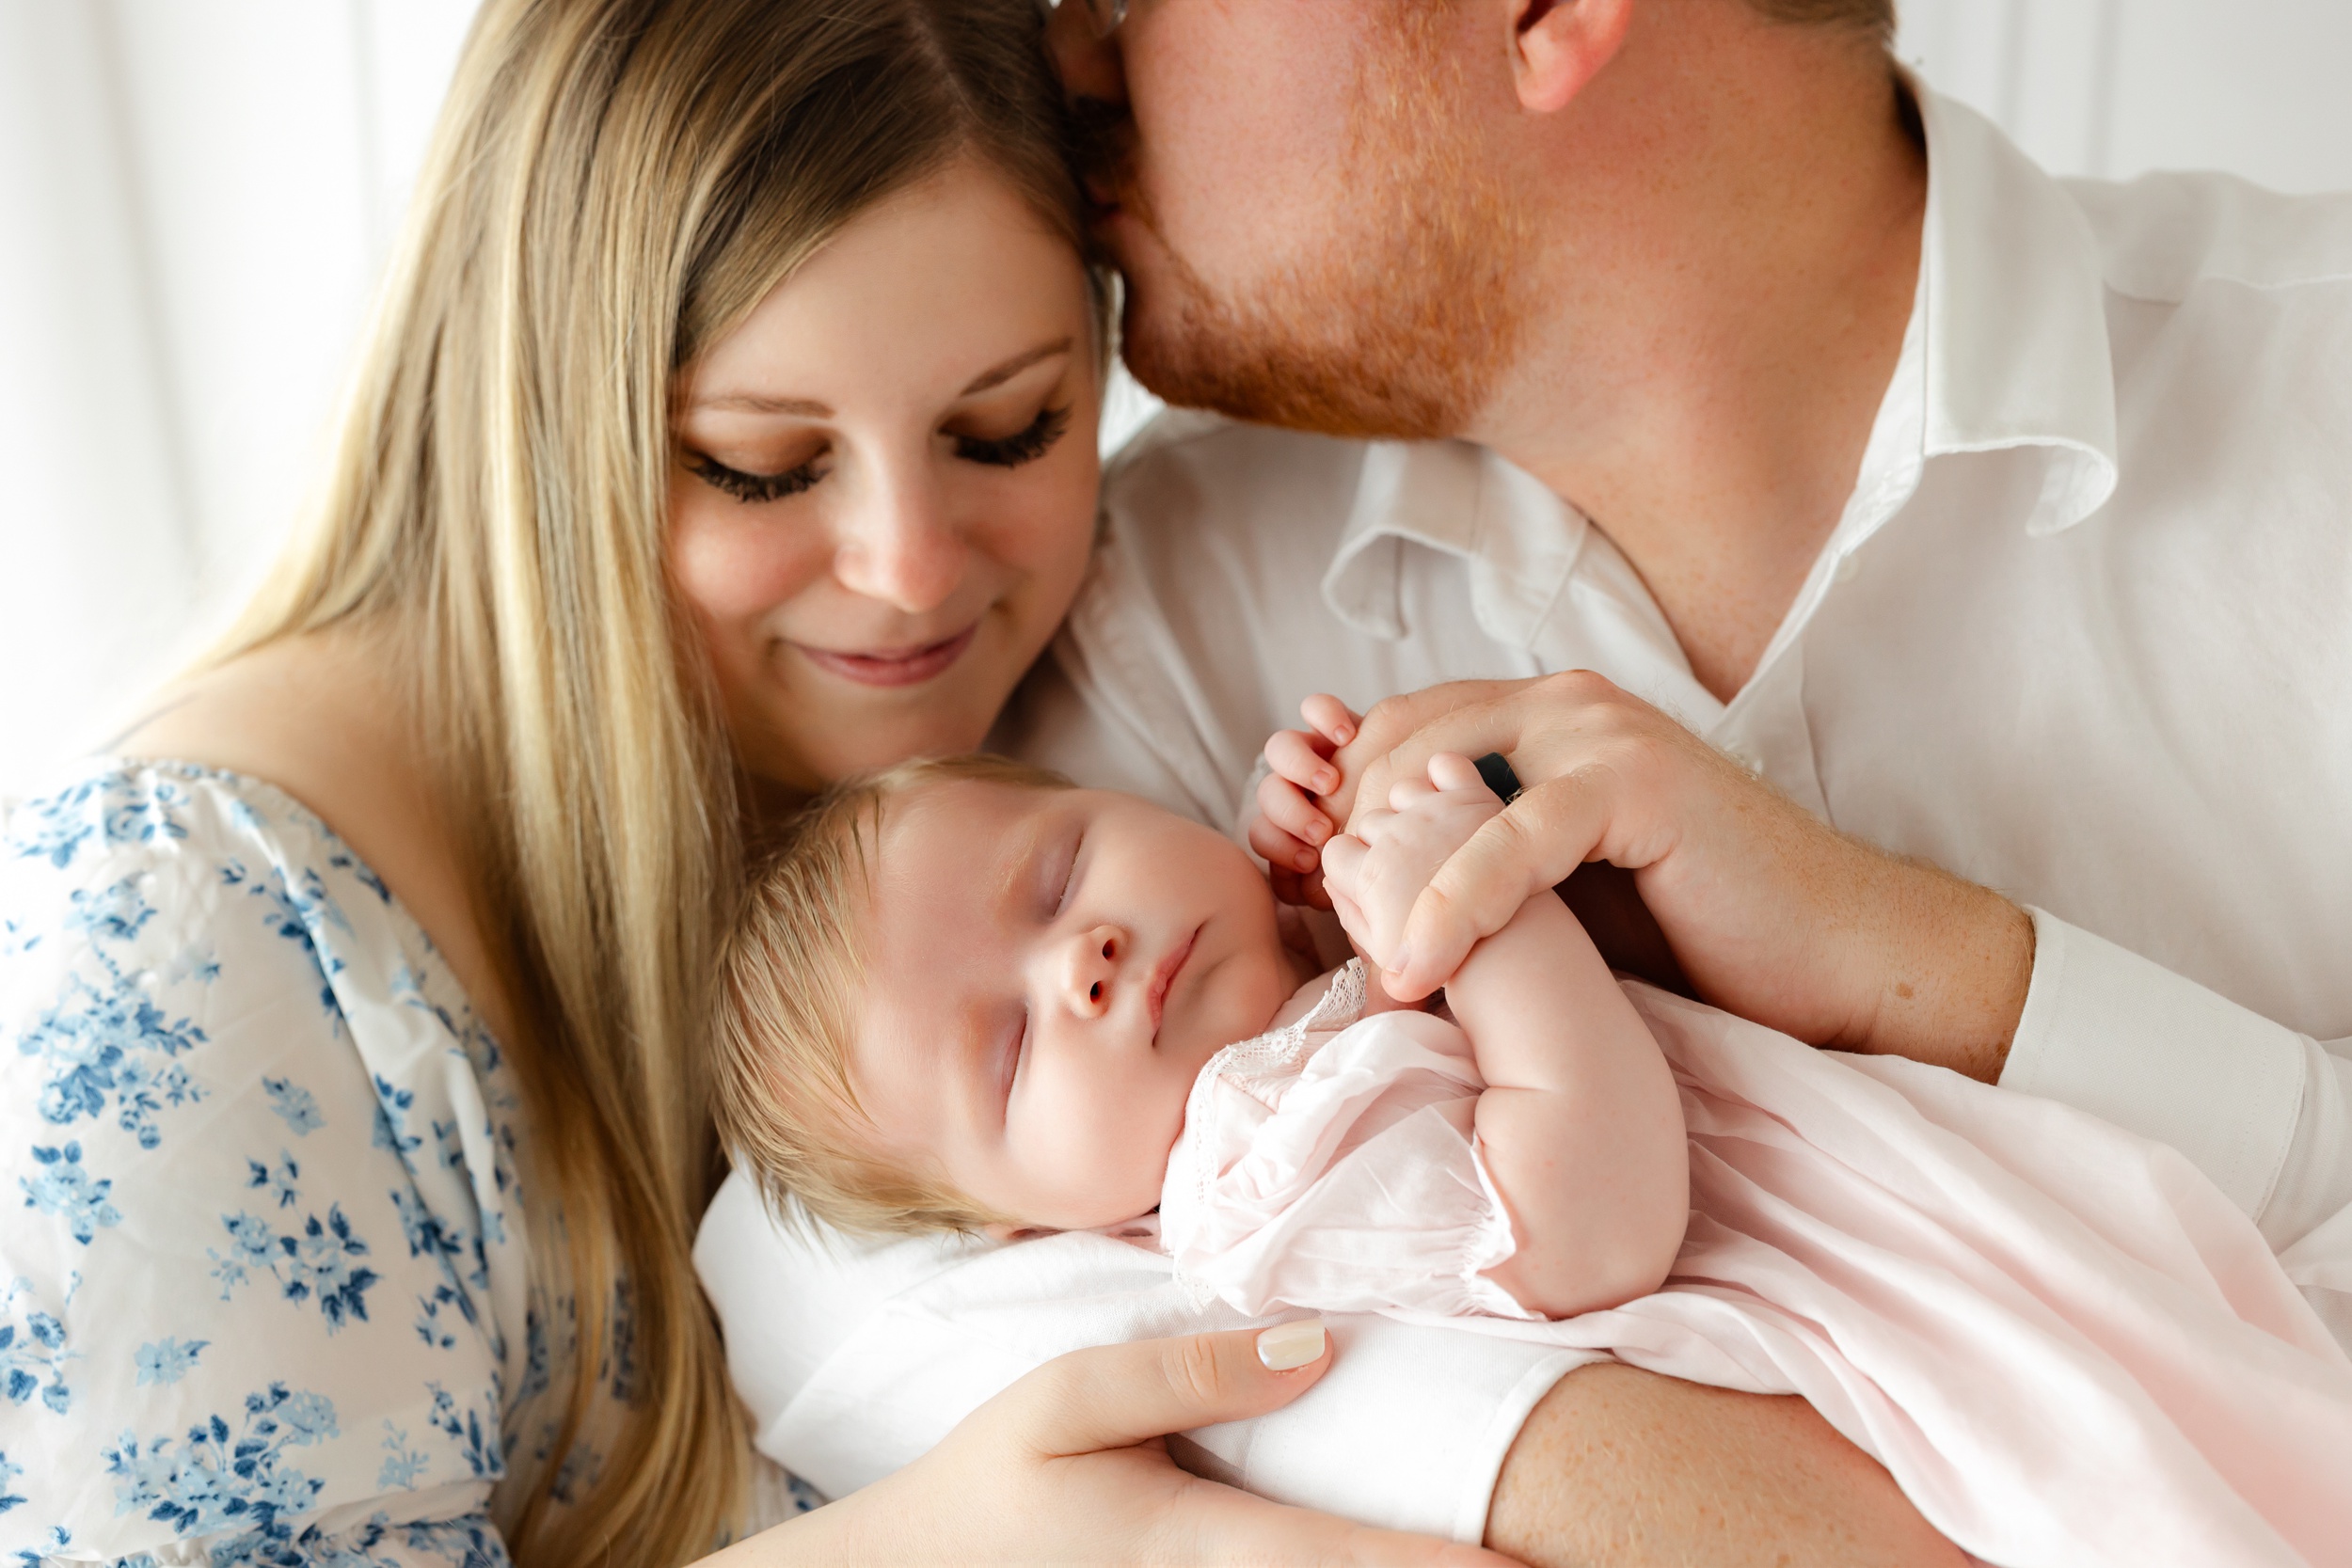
[790,623,979,688]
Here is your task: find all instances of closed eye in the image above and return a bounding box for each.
[688,452,826,504]
[1003,1009,1028,1113]
[1050,829,1082,918]
[956,404,1073,468]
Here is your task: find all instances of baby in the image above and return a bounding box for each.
[712,723,2352,1568]
[713,743,1690,1323]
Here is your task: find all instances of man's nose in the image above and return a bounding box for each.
[1061,924,1125,1019]
[832,474,965,614]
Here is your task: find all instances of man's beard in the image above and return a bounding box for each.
[1104,22,1528,442]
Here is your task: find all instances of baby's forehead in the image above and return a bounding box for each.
[866,776,1065,919]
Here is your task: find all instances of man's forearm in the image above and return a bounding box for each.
[1485,1363,1965,1568]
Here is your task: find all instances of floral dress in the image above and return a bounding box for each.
[0,761,592,1565]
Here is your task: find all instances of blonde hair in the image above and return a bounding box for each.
[712,755,1073,1238]
[215,1,1093,1560]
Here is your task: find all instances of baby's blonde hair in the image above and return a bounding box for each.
[713,753,1075,1236]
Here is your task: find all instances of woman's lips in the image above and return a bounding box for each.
[1147,927,1200,1040]
[792,625,978,689]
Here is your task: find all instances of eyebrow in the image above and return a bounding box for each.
[993,808,1056,922]
[688,337,1075,417]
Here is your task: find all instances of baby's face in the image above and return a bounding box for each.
[850,780,1301,1230]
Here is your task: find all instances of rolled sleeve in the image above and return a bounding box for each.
[2001,908,2308,1217]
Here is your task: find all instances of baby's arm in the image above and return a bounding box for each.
[1324,754,1689,1319]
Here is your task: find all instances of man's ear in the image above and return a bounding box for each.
[1512,0,1636,114]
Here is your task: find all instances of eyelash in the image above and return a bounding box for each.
[688,454,822,505]
[957,404,1073,469]
[689,404,1074,508]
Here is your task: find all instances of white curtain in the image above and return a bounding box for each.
[3,0,2347,798]
[0,0,477,797]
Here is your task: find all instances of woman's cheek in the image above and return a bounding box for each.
[667,484,831,626]
[993,457,1101,621]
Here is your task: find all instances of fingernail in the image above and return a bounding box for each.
[1256,1317,1327,1371]
[1387,945,1412,979]
[1295,849,1317,872]
[1314,768,1338,793]
[1334,725,1356,745]
[1304,818,1327,844]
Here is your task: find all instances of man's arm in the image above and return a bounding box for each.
[1321,673,2352,1308]
[1329,672,2032,1074]
[1487,1364,1968,1568]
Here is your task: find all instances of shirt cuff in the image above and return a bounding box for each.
[2001,908,2306,1216]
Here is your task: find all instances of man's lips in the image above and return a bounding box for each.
[1147,926,1200,1041]
[791,625,977,689]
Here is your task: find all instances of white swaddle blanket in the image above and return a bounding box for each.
[1158,962,2352,1568]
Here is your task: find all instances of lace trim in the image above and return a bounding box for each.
[1166,962,1368,1307]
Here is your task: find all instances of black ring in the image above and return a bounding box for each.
[1471,752,1524,804]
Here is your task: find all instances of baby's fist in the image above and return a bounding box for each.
[1321,752,1502,981]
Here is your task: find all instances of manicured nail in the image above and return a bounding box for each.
[1257,1317,1327,1371]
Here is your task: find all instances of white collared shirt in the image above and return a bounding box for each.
[700,87,2352,1542]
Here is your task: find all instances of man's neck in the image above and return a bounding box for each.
[1468,21,1926,704]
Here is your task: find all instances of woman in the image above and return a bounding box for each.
[0,0,1943,1562]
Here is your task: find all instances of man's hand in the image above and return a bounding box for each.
[1330,673,2034,1079]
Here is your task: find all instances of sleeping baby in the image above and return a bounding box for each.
[710,736,2352,1568]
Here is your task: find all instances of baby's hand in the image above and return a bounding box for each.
[1320,753,1502,987]
[1248,694,1360,907]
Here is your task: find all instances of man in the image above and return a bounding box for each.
[701,1,2352,1560]
[1044,0,2351,1542]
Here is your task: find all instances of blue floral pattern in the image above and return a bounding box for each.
[0,762,608,1564]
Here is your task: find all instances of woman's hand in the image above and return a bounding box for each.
[712,1321,1514,1567]
[1250,694,1361,907]
[1328,673,2033,1079]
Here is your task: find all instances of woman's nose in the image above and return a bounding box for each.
[833,472,966,614]
[1061,924,1124,1019]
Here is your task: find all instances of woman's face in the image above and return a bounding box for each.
[669,158,1102,790]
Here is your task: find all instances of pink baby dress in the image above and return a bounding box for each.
[1158,961,2352,1568]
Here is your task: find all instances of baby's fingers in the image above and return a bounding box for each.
[1256,772,1334,860]
[1426,751,1489,796]
[1265,728,1342,797]
[1248,812,1319,879]
[1299,693,1361,749]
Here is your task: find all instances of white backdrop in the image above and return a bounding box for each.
[2,0,2347,797]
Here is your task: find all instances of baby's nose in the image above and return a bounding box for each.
[1064,925,1123,1018]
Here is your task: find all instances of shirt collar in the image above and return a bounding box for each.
[1322,438,1588,645]
[1317,85,2123,646]
[1913,85,2120,534]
